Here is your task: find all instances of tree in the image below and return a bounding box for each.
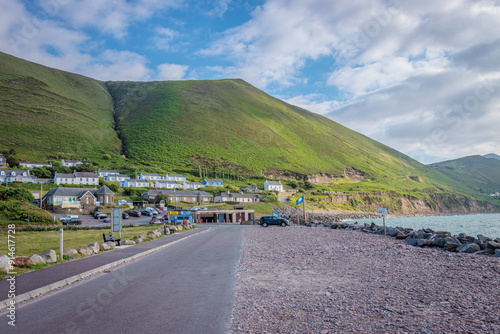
[154,193,171,206]
[6,155,19,168]
[0,187,34,202]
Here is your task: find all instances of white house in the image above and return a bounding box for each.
[103,174,129,183]
[164,174,187,182]
[138,172,162,181]
[61,159,83,167]
[123,179,149,188]
[19,161,52,168]
[153,180,183,189]
[202,179,223,187]
[54,171,99,185]
[214,191,263,203]
[98,169,118,177]
[264,180,283,192]
[182,181,204,190]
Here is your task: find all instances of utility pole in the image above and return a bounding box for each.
[39,183,42,209]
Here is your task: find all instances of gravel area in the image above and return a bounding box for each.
[229,226,500,334]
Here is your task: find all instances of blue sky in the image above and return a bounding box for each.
[1,0,500,164]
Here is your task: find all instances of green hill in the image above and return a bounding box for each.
[0,52,121,161]
[430,155,500,194]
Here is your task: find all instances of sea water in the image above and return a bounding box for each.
[344,213,500,239]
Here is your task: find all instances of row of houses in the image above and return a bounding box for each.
[141,190,264,204]
[0,155,84,168]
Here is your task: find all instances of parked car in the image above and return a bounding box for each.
[92,211,102,218]
[128,210,141,217]
[95,213,108,219]
[103,217,111,223]
[141,210,153,216]
[122,212,129,219]
[258,216,289,227]
[59,214,78,222]
[62,218,82,225]
[149,217,160,224]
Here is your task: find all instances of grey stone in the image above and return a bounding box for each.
[13,256,34,267]
[493,249,500,258]
[458,243,481,254]
[87,242,99,255]
[0,255,10,274]
[76,247,92,257]
[29,254,46,264]
[444,237,462,251]
[104,241,116,249]
[99,243,111,251]
[430,237,446,247]
[40,249,57,263]
[147,231,160,239]
[123,240,136,245]
[62,249,77,259]
[405,237,418,246]
[417,239,428,247]
[134,238,144,244]
[486,241,500,250]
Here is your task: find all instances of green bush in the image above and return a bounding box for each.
[0,186,34,202]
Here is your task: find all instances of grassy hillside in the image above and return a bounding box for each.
[107,79,468,194]
[0,52,121,161]
[430,155,500,194]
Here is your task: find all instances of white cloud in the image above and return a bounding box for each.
[158,63,188,80]
[152,27,176,51]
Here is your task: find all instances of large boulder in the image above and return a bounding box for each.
[457,243,481,254]
[444,237,462,251]
[40,249,57,263]
[99,243,111,251]
[0,255,10,274]
[63,249,77,259]
[104,241,116,249]
[147,231,161,239]
[87,242,99,255]
[134,237,144,244]
[486,241,500,250]
[405,237,418,246]
[430,236,447,247]
[493,249,500,258]
[76,247,92,257]
[13,256,34,267]
[123,240,136,245]
[29,254,46,264]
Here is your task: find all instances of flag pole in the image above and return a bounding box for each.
[302,196,306,225]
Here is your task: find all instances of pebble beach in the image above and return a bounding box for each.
[229,226,500,334]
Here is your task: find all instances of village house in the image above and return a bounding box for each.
[54,171,99,185]
[103,173,130,183]
[214,191,263,203]
[138,172,162,181]
[141,190,213,204]
[182,181,204,190]
[264,180,283,192]
[42,185,114,210]
[0,169,36,183]
[240,185,262,193]
[123,178,149,188]
[202,179,224,187]
[153,180,183,189]
[19,161,52,168]
[98,169,118,177]
[61,159,83,167]
[164,174,187,182]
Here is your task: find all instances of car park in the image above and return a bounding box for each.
[95,213,108,219]
[258,216,289,227]
[62,218,82,225]
[141,210,153,216]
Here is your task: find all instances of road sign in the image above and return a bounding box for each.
[168,211,179,215]
[112,208,121,233]
[378,208,388,216]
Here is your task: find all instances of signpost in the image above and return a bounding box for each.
[378,208,388,236]
[111,208,122,241]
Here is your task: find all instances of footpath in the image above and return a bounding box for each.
[0,227,211,311]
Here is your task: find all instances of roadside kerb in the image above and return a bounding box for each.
[0,227,213,312]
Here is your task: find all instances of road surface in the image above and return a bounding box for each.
[1,225,247,333]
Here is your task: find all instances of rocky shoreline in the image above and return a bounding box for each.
[229,226,500,333]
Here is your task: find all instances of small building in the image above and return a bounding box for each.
[0,154,6,165]
[123,179,149,188]
[61,159,83,167]
[202,179,223,187]
[94,185,115,206]
[182,181,205,190]
[164,174,187,182]
[214,191,263,203]
[138,172,162,181]
[54,171,99,185]
[141,190,213,204]
[0,169,36,183]
[240,185,262,193]
[19,161,52,168]
[42,185,115,210]
[264,180,283,192]
[103,174,129,183]
[98,169,119,177]
[153,180,183,189]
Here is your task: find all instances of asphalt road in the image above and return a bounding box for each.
[1,225,247,333]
